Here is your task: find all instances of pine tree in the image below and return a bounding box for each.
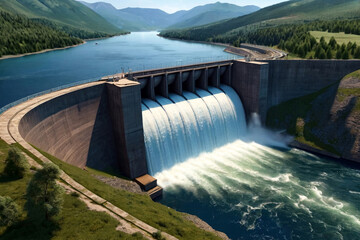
[354,46,360,59]
[319,48,326,59]
[329,36,337,48]
[336,49,342,59]
[342,49,349,59]
[326,48,333,59]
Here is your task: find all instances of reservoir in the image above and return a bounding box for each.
[0,32,238,108]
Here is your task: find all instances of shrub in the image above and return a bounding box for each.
[26,163,64,220]
[0,195,21,227]
[4,147,29,179]
[152,231,165,240]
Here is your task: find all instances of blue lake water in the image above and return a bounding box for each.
[0,32,238,108]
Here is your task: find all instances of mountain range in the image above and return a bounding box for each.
[80,1,260,31]
[160,0,360,41]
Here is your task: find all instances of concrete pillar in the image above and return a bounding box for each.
[185,70,195,93]
[172,72,183,95]
[159,73,169,98]
[231,60,269,123]
[146,76,155,100]
[209,67,220,88]
[107,81,148,179]
[198,68,208,90]
[222,64,232,85]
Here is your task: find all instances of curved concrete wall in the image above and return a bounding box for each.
[18,84,119,172]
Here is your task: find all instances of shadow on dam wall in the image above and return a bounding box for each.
[18,84,119,172]
[16,59,360,178]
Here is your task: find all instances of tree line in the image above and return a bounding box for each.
[162,19,360,59]
[0,11,82,57]
[229,20,360,59]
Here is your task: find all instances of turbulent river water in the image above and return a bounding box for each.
[142,85,360,240]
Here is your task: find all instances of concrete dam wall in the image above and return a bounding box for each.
[18,84,119,172]
[16,59,360,179]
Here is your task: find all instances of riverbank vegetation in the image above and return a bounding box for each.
[0,136,221,239]
[0,139,148,239]
[35,147,221,240]
[0,11,82,58]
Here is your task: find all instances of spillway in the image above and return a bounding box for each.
[141,84,246,175]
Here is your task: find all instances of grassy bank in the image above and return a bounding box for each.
[35,147,221,240]
[310,31,360,45]
[0,138,146,240]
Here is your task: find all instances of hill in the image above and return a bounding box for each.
[0,0,121,37]
[160,0,360,41]
[0,11,82,58]
[167,3,259,29]
[80,2,152,31]
[81,1,259,31]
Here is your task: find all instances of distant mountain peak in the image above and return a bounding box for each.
[79,1,260,31]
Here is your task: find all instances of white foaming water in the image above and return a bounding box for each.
[141,84,360,239]
[142,85,246,175]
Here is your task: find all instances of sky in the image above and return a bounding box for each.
[79,0,289,13]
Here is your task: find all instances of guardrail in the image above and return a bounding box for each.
[0,77,101,115]
[121,55,242,73]
[0,57,242,115]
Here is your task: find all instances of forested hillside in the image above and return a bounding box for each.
[81,1,259,31]
[160,0,360,42]
[227,20,360,59]
[161,0,360,59]
[0,0,121,34]
[0,11,82,57]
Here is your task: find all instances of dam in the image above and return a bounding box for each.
[1,58,360,239]
[11,59,360,180]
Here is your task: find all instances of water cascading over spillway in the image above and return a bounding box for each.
[141,84,246,175]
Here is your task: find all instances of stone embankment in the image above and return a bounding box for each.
[225,43,287,60]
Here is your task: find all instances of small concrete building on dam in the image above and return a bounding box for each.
[1,59,360,197]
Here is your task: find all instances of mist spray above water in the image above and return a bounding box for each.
[141,85,360,239]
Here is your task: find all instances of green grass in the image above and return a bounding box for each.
[0,138,146,240]
[35,147,221,240]
[336,70,360,112]
[310,31,360,45]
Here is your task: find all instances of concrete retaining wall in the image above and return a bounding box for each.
[107,81,148,179]
[265,60,360,109]
[231,60,269,122]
